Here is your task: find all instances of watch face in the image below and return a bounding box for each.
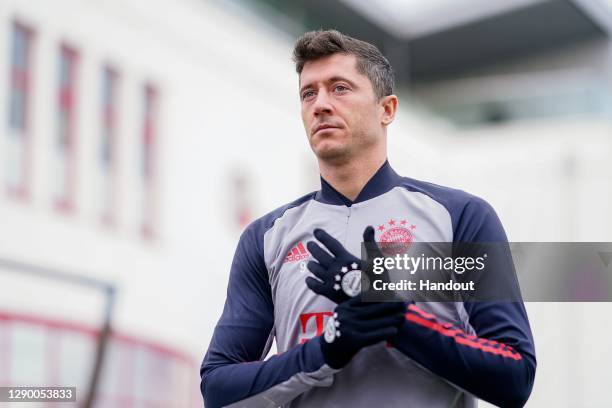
[324,315,337,343]
[341,269,362,297]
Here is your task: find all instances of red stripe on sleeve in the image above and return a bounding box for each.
[405,305,522,361]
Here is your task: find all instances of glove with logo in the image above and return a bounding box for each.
[306,226,393,304]
[318,294,406,369]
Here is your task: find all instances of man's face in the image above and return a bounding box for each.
[299,53,385,163]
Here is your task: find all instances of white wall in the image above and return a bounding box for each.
[0,0,314,358]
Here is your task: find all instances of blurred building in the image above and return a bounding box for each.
[0,0,611,407]
[0,0,315,406]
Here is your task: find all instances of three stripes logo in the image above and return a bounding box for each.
[283,242,309,264]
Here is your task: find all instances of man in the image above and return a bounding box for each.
[200,30,536,407]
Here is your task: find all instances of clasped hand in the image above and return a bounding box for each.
[305,226,406,369]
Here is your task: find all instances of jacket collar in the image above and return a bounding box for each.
[315,160,401,206]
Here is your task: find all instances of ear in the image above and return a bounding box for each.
[380,95,398,126]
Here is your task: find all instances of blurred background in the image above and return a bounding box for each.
[0,0,611,406]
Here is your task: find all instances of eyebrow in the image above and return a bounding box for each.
[299,76,358,95]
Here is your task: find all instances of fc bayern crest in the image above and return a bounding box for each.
[377,219,416,256]
[341,269,361,297]
[333,262,364,297]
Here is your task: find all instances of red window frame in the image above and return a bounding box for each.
[6,21,34,200]
[141,84,158,239]
[100,65,119,225]
[54,44,79,213]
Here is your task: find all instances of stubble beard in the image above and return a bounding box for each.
[312,139,354,166]
[310,122,381,166]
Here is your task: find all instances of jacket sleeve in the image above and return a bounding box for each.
[390,197,536,407]
[200,221,336,408]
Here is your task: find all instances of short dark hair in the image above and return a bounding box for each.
[292,29,395,99]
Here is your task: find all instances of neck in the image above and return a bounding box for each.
[319,154,387,201]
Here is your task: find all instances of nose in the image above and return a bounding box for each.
[313,89,333,116]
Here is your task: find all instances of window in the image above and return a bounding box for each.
[140,84,158,238]
[10,323,47,384]
[54,45,78,212]
[6,22,33,199]
[99,66,118,224]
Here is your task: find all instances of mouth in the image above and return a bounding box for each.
[312,124,340,136]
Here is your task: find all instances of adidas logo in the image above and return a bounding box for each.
[283,242,309,263]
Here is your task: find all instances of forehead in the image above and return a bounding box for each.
[299,53,366,87]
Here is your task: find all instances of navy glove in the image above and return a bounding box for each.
[318,295,406,369]
[306,226,392,303]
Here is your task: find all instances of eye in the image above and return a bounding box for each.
[334,84,349,92]
[301,90,315,100]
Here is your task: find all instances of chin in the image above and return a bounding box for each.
[313,144,351,162]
